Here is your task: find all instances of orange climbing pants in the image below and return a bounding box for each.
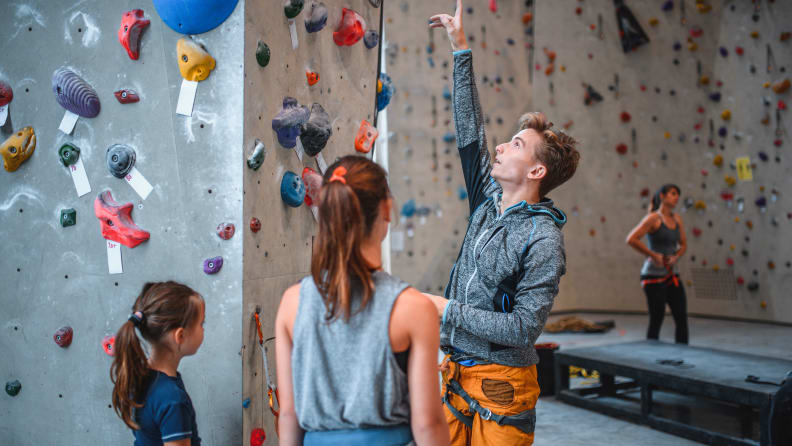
[441,358,540,446]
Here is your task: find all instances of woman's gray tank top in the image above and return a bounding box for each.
[291,271,412,432]
[641,215,681,277]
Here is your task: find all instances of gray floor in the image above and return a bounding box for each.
[531,313,792,446]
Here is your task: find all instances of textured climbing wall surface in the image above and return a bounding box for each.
[386,0,535,294]
[0,1,244,444]
[242,1,381,443]
[532,0,792,322]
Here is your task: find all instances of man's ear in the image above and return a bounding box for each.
[528,163,547,181]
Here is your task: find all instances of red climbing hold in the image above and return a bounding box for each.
[114,89,140,104]
[216,222,235,240]
[306,71,319,86]
[118,10,150,60]
[302,167,323,207]
[94,190,150,248]
[249,217,261,233]
[726,258,734,266]
[692,227,702,237]
[778,100,787,110]
[489,0,497,13]
[615,143,628,155]
[575,7,582,15]
[735,46,744,56]
[774,139,783,147]
[102,335,115,356]
[720,191,734,201]
[736,276,745,285]
[250,428,266,446]
[333,8,365,46]
[640,188,650,198]
[620,111,631,123]
[54,326,73,348]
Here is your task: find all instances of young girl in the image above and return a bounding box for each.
[111,281,206,446]
[275,155,451,446]
[626,184,689,344]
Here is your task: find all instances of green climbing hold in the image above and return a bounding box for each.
[256,41,270,67]
[5,380,21,396]
[60,208,76,227]
[58,143,81,167]
[284,0,304,19]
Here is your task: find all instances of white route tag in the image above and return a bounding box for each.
[316,153,328,174]
[176,79,199,116]
[289,19,299,49]
[390,231,405,252]
[310,205,319,222]
[0,104,8,126]
[124,166,153,200]
[107,240,123,274]
[58,110,80,134]
[70,157,91,197]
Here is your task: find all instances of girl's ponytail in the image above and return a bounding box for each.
[110,317,148,429]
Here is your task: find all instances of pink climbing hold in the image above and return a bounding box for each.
[102,335,115,356]
[489,0,497,13]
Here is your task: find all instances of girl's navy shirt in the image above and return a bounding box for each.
[133,370,201,445]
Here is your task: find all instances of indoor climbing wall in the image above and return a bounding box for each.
[531,0,792,322]
[0,1,244,444]
[241,1,382,444]
[386,0,535,294]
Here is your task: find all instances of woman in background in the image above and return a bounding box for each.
[626,184,689,344]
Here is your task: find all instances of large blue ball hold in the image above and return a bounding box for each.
[281,171,306,207]
[153,0,239,35]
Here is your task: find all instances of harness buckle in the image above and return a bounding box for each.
[480,407,493,421]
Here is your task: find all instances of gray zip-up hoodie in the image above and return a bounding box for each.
[440,49,567,368]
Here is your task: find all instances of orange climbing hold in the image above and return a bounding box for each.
[306,71,319,86]
[724,175,736,186]
[648,17,659,26]
[522,12,532,24]
[772,78,790,94]
[354,120,378,154]
[721,109,731,120]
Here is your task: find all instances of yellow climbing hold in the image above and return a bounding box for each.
[696,1,712,13]
[763,81,771,88]
[699,75,710,85]
[734,217,740,223]
[687,39,698,51]
[713,154,723,167]
[750,31,759,39]
[725,175,736,186]
[721,109,731,120]
[760,301,767,309]
[729,244,735,251]
[648,17,659,26]
[664,131,671,139]
[712,265,720,272]
[694,200,707,210]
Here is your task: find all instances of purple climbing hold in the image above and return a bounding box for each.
[719,46,729,57]
[203,256,223,274]
[718,126,727,137]
[709,92,722,102]
[364,29,379,49]
[755,196,767,207]
[52,68,101,118]
[304,1,328,33]
[758,151,768,162]
[272,97,310,149]
[672,42,682,51]
[661,0,673,11]
[300,103,332,157]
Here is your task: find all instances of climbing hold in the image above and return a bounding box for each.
[694,200,706,210]
[640,188,650,198]
[758,151,768,162]
[709,92,721,102]
[615,0,650,53]
[747,281,759,291]
[719,46,728,57]
[5,380,21,397]
[280,171,305,207]
[713,155,723,167]
[60,208,77,227]
[692,227,702,237]
[620,111,631,123]
[94,190,150,248]
[718,127,727,137]
[442,85,451,101]
[750,31,759,39]
[1,127,36,172]
[696,2,711,13]
[724,175,736,187]
[489,0,497,13]
[401,199,416,218]
[255,41,270,67]
[242,398,251,408]
[0,80,13,107]
[102,335,115,356]
[249,217,261,233]
[699,75,710,85]
[52,68,101,118]
[203,256,223,274]
[177,38,215,82]
[152,0,238,34]
[661,1,673,11]
[304,1,328,33]
[364,29,379,49]
[54,326,73,348]
[106,144,136,179]
[250,428,266,446]
[368,0,381,7]
[615,143,628,155]
[756,197,768,209]
[457,186,467,200]
[720,191,734,201]
[300,103,332,157]
[721,109,731,120]
[216,222,235,240]
[772,78,790,94]
[726,257,734,266]
[779,100,787,110]
[443,133,455,143]
[284,0,304,19]
[354,120,378,154]
[583,84,603,106]
[376,73,394,112]
[333,8,365,46]
[302,167,322,207]
[522,12,533,24]
[114,89,140,104]
[118,10,150,60]
[246,139,266,170]
[272,97,310,149]
[306,71,319,86]
[648,17,659,26]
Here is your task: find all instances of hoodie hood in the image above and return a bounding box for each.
[499,196,567,229]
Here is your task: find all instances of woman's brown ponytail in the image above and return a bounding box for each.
[312,155,390,321]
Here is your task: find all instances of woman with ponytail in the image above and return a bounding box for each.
[275,155,450,446]
[626,184,689,344]
[111,281,205,445]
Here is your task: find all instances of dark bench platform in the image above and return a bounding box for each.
[553,340,792,446]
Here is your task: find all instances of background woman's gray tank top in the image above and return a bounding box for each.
[292,271,412,432]
[641,215,681,277]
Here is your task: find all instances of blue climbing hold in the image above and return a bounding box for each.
[442,85,452,101]
[457,186,468,201]
[443,132,455,143]
[281,171,306,207]
[242,398,251,408]
[400,199,416,218]
[152,0,239,35]
[376,73,394,112]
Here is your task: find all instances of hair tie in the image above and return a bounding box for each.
[128,311,144,328]
[329,166,347,185]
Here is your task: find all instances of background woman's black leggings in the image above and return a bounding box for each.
[642,281,689,344]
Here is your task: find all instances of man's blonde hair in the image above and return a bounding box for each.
[518,112,580,197]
